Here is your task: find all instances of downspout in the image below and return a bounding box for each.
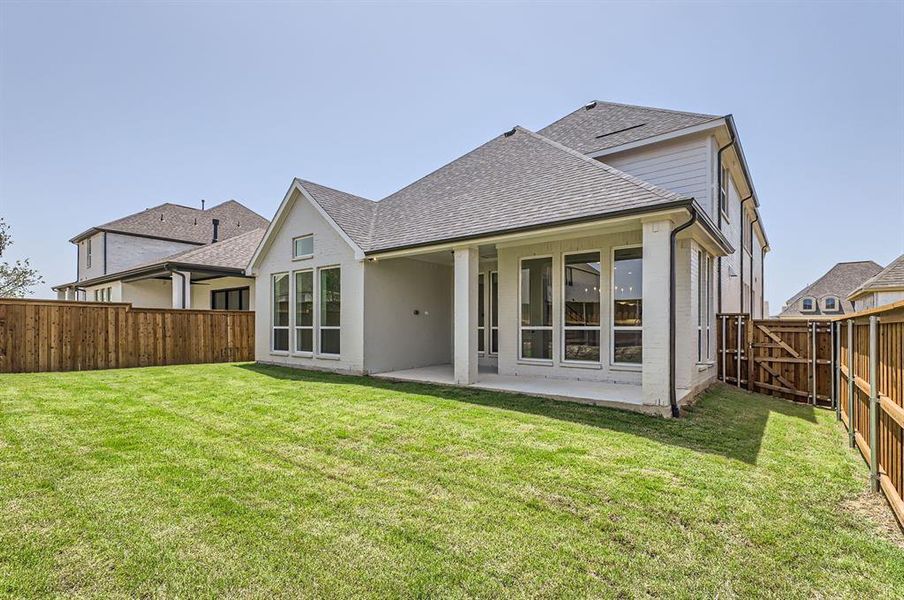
[670,206,699,418]
[738,195,753,312]
[749,213,759,317]
[760,246,767,316]
[715,132,735,313]
[168,267,187,309]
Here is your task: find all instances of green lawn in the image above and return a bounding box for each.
[1,364,902,598]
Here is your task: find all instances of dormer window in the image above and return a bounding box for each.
[801,297,816,312]
[293,234,314,260]
[823,296,839,311]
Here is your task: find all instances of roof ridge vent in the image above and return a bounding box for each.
[503,127,517,137]
[584,101,597,110]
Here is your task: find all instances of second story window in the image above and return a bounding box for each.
[719,165,730,217]
[824,296,838,311]
[86,239,92,268]
[801,297,815,312]
[293,235,314,260]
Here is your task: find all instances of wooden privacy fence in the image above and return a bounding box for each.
[717,314,834,408]
[0,298,255,373]
[836,301,904,527]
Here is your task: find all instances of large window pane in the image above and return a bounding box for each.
[296,328,313,353]
[521,329,552,360]
[564,253,601,326]
[521,258,552,326]
[613,248,642,325]
[320,268,341,327]
[273,274,289,327]
[295,272,313,326]
[613,330,642,364]
[565,330,600,362]
[478,273,485,353]
[490,272,499,354]
[273,329,289,352]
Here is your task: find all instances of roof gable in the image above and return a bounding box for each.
[850,253,904,297]
[538,100,721,155]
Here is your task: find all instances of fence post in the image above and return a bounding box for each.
[869,315,879,492]
[810,321,817,405]
[736,315,742,388]
[847,319,855,448]
[833,322,839,419]
[720,315,726,383]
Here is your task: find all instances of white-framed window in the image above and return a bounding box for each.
[86,239,92,268]
[562,251,601,363]
[801,297,816,312]
[293,270,314,353]
[697,250,712,362]
[719,165,730,218]
[490,271,499,355]
[823,296,839,312]
[318,266,341,356]
[293,234,314,260]
[272,273,290,352]
[519,256,553,361]
[612,246,643,366]
[477,273,486,354]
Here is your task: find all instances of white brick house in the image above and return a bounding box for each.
[249,101,770,416]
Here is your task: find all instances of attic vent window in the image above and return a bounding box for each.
[595,123,646,139]
[801,297,816,312]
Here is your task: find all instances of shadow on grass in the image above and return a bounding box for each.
[236,363,818,465]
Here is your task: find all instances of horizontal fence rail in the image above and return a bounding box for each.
[0,299,255,373]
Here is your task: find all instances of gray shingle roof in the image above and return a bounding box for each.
[779,261,883,317]
[538,100,721,155]
[299,127,690,254]
[296,180,377,250]
[155,227,267,270]
[850,253,904,297]
[73,200,269,244]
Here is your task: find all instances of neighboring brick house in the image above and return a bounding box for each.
[53,201,268,310]
[848,253,904,311]
[778,260,883,318]
[248,100,770,416]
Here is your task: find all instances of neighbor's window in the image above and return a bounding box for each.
[294,271,313,353]
[824,296,838,311]
[490,271,499,355]
[520,257,552,360]
[563,252,601,362]
[319,267,341,355]
[211,287,249,310]
[477,273,485,353]
[719,165,730,216]
[697,251,712,362]
[612,247,643,365]
[293,234,314,259]
[86,239,92,268]
[272,273,289,352]
[801,297,815,312]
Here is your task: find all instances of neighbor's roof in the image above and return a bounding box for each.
[296,126,714,255]
[70,200,269,244]
[849,253,904,298]
[55,227,266,290]
[779,261,883,317]
[538,100,722,155]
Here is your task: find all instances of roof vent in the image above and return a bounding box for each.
[201,199,206,210]
[584,101,597,110]
[503,127,517,137]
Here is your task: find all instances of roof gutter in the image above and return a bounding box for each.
[669,205,699,418]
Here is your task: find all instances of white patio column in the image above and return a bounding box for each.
[453,246,479,385]
[641,219,673,408]
[171,271,192,309]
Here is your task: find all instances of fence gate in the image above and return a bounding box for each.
[718,314,834,408]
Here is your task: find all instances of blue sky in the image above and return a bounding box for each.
[1,1,902,312]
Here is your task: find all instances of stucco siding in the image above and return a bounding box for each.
[77,231,107,281]
[121,279,172,308]
[190,277,256,310]
[254,191,365,374]
[363,258,453,373]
